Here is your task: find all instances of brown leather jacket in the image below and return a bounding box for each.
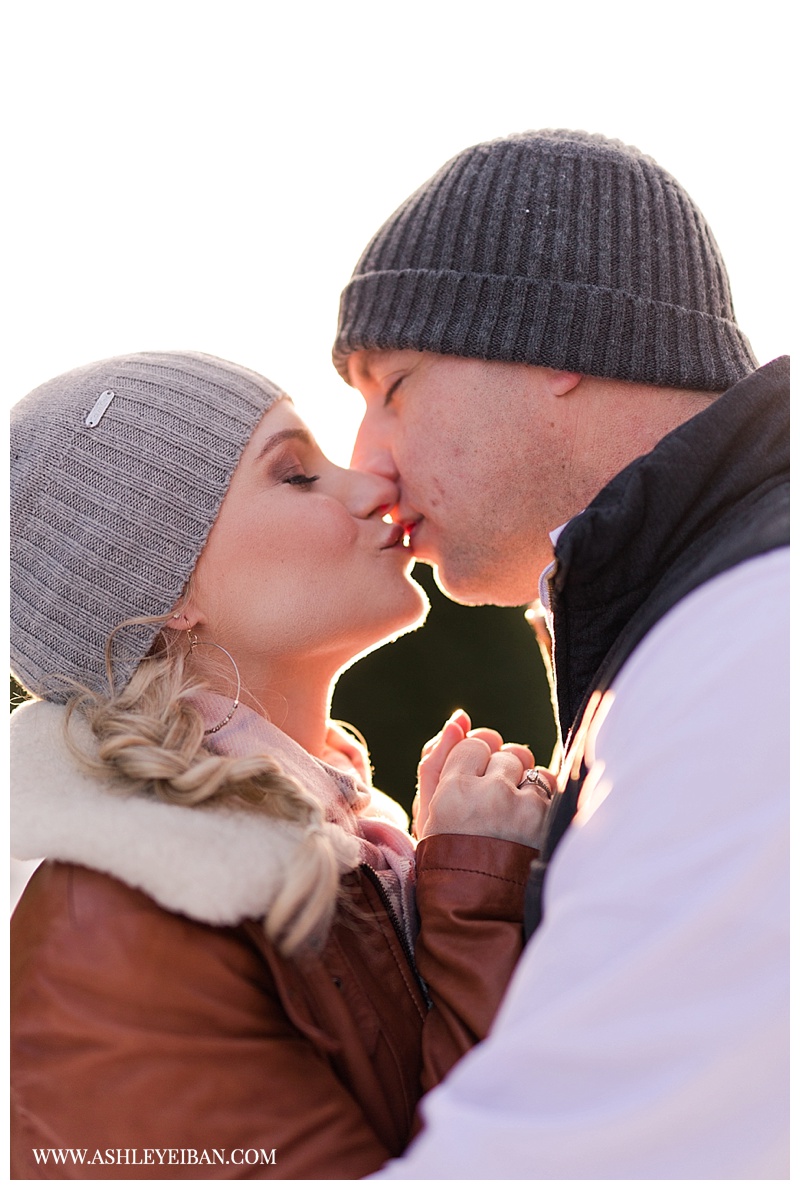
[11,703,535,1180]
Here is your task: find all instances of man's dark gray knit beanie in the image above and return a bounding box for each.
[333,129,757,391]
[11,351,284,702]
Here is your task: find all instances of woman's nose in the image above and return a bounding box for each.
[346,467,400,520]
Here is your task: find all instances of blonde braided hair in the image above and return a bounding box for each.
[65,615,345,954]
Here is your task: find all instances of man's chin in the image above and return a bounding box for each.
[428,561,535,609]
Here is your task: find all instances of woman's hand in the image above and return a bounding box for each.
[414,710,555,849]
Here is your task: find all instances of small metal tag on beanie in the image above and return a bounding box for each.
[85,389,116,427]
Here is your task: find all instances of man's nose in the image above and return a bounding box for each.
[350,420,398,483]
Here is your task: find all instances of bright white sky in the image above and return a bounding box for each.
[5,0,792,465]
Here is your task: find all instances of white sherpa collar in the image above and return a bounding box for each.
[10,699,364,927]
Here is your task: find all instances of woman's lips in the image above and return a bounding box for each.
[380,519,422,551]
[380,522,407,549]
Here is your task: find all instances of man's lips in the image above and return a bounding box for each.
[402,519,422,549]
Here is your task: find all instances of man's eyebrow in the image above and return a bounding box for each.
[256,428,313,461]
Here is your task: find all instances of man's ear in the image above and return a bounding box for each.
[549,370,583,397]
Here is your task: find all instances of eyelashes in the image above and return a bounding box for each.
[283,473,320,488]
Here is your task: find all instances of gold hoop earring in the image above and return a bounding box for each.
[187,631,242,734]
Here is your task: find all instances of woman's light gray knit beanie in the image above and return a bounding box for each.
[333,129,757,391]
[11,351,284,702]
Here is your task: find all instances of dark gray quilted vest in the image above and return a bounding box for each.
[524,357,790,939]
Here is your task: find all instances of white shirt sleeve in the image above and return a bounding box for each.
[374,548,789,1179]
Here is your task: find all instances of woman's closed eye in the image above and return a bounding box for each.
[267,445,322,489]
[283,471,320,488]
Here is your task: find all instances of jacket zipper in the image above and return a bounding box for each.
[359,862,432,1009]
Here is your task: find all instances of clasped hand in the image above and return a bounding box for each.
[414,710,555,850]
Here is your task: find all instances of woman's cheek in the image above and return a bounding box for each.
[273,534,355,584]
[301,503,360,554]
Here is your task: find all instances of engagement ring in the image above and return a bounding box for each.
[517,768,553,798]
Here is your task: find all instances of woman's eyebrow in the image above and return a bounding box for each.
[256,428,313,461]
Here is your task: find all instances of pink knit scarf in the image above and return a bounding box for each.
[193,693,417,948]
